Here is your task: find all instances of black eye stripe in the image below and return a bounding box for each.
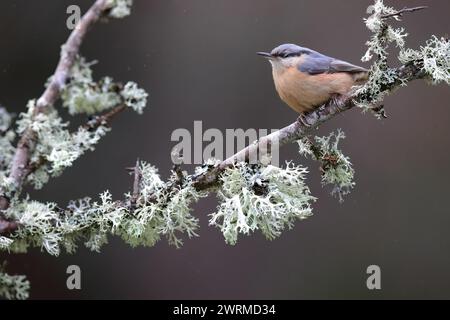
[271,51,302,58]
[280,52,300,58]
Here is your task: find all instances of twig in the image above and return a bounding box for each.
[83,104,127,131]
[0,219,17,236]
[381,6,427,19]
[131,159,141,207]
[172,164,184,186]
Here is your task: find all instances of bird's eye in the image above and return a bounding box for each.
[284,52,299,58]
[273,52,299,58]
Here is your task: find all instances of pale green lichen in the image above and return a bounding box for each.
[0,267,29,300]
[194,158,222,176]
[0,131,15,173]
[1,161,207,256]
[117,162,206,248]
[0,174,15,198]
[121,81,148,114]
[0,0,143,300]
[362,0,408,62]
[210,162,315,245]
[106,0,133,19]
[0,236,13,250]
[61,56,121,115]
[399,36,450,85]
[298,130,355,202]
[15,101,110,188]
[0,107,15,172]
[0,106,13,132]
[9,200,61,255]
[61,56,148,116]
[355,0,409,111]
[355,0,449,112]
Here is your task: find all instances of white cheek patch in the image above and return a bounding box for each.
[282,56,303,68]
[270,60,285,73]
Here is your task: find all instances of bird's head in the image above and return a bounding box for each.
[257,44,312,71]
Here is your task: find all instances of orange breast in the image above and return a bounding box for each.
[273,67,356,114]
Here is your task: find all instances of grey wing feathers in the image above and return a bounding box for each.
[330,59,368,74]
[299,52,368,75]
[298,53,333,75]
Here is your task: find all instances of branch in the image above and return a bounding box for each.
[381,6,427,19]
[0,0,109,211]
[0,219,18,236]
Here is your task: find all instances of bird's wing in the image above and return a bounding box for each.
[329,59,369,74]
[298,52,368,75]
[298,53,333,75]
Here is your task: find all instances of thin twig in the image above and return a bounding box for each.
[0,219,17,236]
[83,104,127,131]
[131,159,141,207]
[381,6,427,19]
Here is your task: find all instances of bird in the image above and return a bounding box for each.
[257,44,369,114]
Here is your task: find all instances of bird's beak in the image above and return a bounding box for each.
[256,52,273,60]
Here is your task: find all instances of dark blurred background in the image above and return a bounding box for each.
[0,0,449,299]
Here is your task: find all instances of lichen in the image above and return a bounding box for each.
[119,162,207,248]
[60,56,148,116]
[106,0,133,19]
[0,107,15,173]
[210,162,315,245]
[1,161,207,255]
[355,0,449,112]
[298,130,355,202]
[355,0,409,111]
[0,132,15,173]
[121,81,148,114]
[0,174,16,198]
[61,56,120,115]
[0,267,29,300]
[0,0,143,300]
[0,106,13,132]
[362,0,408,62]
[399,36,450,85]
[16,101,110,188]
[0,236,13,250]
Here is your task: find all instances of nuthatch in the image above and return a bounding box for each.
[257,44,368,114]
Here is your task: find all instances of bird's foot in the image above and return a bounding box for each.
[330,94,348,111]
[297,112,313,127]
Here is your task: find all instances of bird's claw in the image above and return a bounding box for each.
[297,113,312,127]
